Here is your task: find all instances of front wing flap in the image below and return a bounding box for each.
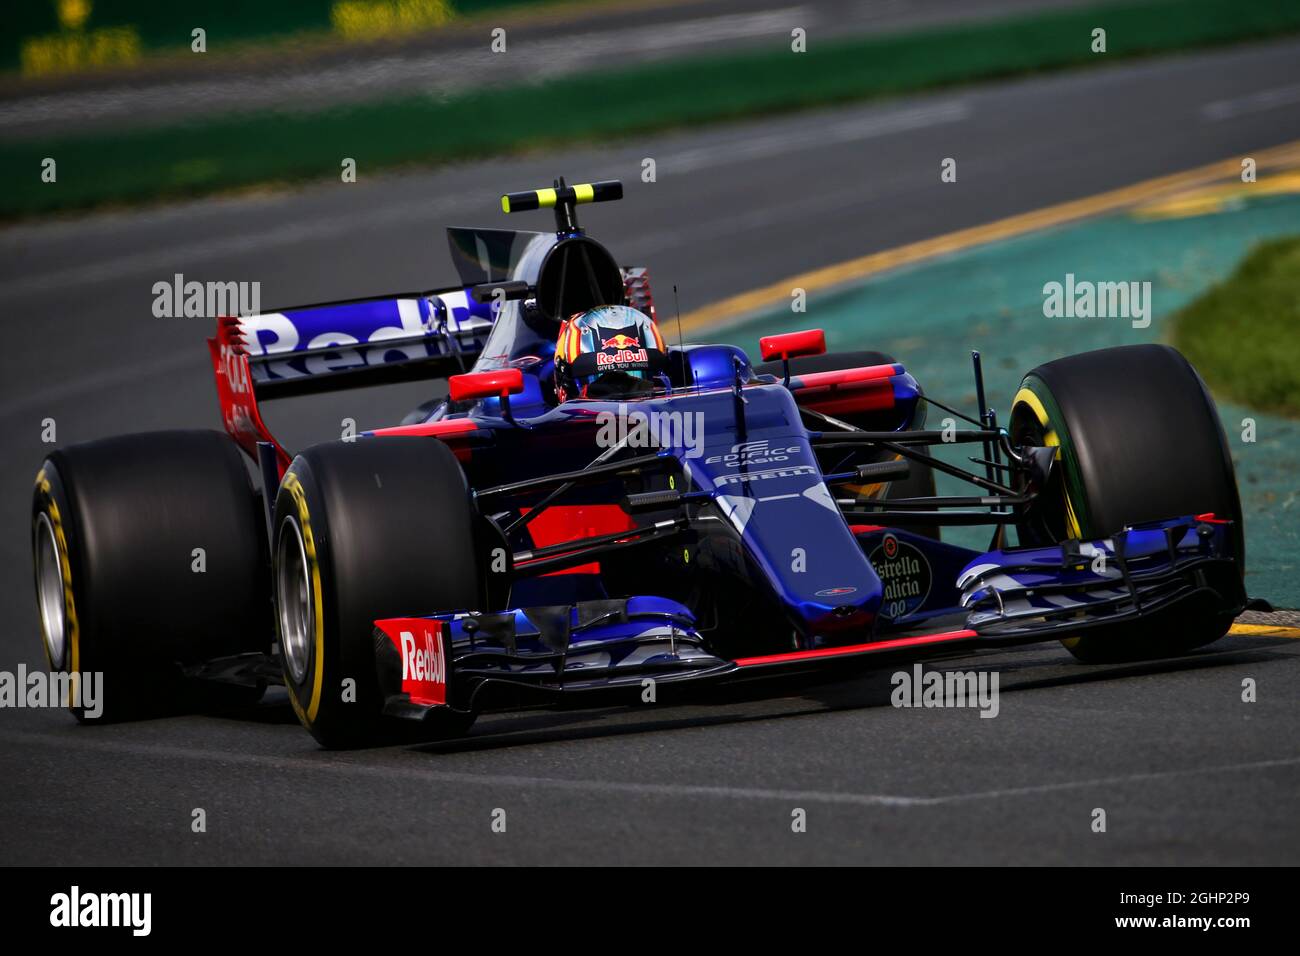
[957,514,1247,639]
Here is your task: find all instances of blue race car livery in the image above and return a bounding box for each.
[31,178,1258,746]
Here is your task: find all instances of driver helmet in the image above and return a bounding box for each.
[554,304,666,402]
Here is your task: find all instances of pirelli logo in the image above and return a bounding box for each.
[715,465,816,486]
[501,180,623,213]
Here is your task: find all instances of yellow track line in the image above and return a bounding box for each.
[1229,623,1300,639]
[678,138,1300,335]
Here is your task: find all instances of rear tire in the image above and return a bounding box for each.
[31,430,271,721]
[1009,344,1244,663]
[272,437,483,748]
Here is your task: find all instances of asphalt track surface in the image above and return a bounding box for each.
[2,38,1299,865]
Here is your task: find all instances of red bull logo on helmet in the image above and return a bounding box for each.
[596,329,649,368]
[600,333,640,350]
[596,347,649,368]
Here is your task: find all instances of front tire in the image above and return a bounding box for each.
[272,437,483,748]
[1009,344,1244,662]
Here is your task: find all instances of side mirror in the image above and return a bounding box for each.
[759,329,827,362]
[758,329,826,386]
[449,368,525,419]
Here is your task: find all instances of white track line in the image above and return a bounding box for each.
[661,100,970,173]
[1203,83,1300,121]
[2,728,1296,808]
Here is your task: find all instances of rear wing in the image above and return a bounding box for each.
[227,288,492,400]
[207,287,491,472]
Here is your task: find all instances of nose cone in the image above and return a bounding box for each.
[682,384,885,643]
[793,591,878,635]
[708,479,883,640]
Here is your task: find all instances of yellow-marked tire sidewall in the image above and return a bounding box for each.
[1012,377,1091,655]
[277,469,327,731]
[1012,378,1086,540]
[32,466,80,685]
[272,453,398,749]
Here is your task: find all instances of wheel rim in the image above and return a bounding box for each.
[276,516,313,684]
[1010,396,1078,546]
[34,512,67,669]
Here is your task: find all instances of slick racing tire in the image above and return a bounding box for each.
[31,430,271,721]
[758,349,939,539]
[1009,344,1244,663]
[272,437,482,749]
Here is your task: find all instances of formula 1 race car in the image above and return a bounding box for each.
[31,179,1258,746]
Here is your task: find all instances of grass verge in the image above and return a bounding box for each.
[1172,236,1300,418]
[5,0,1300,219]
